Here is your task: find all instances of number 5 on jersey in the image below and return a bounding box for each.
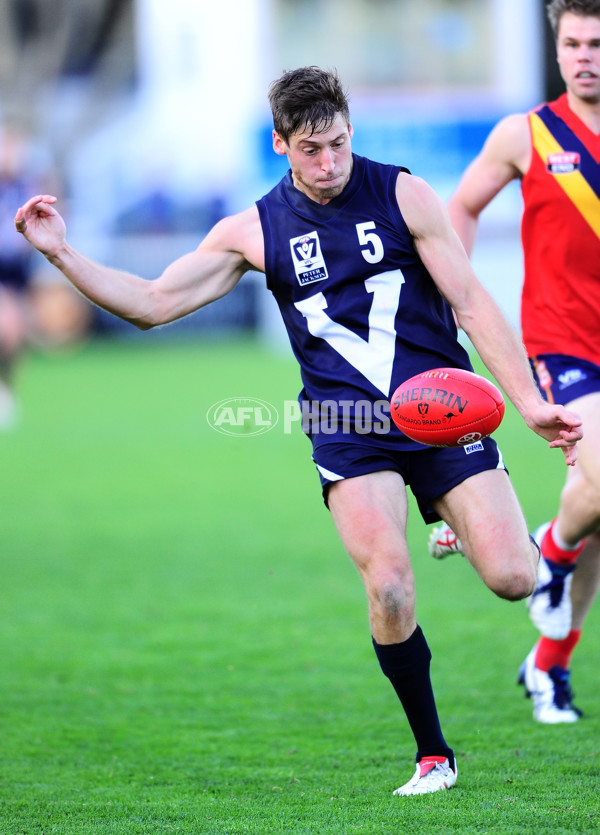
[356,221,384,264]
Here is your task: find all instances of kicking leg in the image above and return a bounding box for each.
[327,470,456,796]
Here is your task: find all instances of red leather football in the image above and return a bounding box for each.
[390,367,505,447]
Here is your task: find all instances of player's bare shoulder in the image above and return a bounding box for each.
[199,206,265,273]
[395,170,439,204]
[394,171,447,239]
[482,112,531,177]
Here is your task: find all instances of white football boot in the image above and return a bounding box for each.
[517,648,582,724]
[428,522,464,560]
[393,757,457,796]
[527,522,576,640]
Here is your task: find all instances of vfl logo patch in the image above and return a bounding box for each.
[290,231,328,285]
[418,403,429,416]
[462,440,484,454]
[547,152,580,174]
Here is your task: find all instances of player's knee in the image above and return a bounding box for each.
[485,563,536,601]
[378,580,406,618]
[367,569,414,621]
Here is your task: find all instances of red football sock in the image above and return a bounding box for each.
[541,520,585,565]
[535,630,582,671]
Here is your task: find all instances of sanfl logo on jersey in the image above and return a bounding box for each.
[546,152,580,174]
[558,368,587,388]
[289,231,328,285]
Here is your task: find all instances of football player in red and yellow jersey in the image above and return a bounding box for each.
[431,0,600,724]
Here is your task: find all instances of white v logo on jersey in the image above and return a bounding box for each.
[294,270,404,396]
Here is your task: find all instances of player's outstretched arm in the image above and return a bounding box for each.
[397,173,582,466]
[14,196,262,329]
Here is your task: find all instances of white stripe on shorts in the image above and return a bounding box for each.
[315,463,344,482]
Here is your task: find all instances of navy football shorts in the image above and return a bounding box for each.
[312,435,507,524]
[531,354,600,406]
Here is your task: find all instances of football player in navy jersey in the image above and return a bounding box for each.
[15,66,582,796]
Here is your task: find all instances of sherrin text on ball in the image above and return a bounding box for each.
[390,367,505,447]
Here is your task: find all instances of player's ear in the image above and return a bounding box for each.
[348,122,354,139]
[272,130,288,157]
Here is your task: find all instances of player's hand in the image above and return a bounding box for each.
[529,403,583,466]
[14,194,66,257]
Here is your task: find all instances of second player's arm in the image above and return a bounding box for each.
[447,113,530,254]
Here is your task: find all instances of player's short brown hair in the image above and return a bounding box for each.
[268,66,350,144]
[547,0,600,38]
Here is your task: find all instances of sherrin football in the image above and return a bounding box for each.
[390,367,505,447]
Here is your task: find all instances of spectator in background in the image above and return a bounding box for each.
[0,123,38,427]
[0,122,91,427]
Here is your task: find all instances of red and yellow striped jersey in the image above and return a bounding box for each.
[521,94,600,364]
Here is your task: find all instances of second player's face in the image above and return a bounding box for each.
[273,114,354,204]
[557,12,600,102]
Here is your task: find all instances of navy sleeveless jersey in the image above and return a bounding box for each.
[256,154,473,450]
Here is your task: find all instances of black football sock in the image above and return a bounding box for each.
[373,625,454,769]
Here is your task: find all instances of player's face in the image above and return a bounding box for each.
[556,12,600,103]
[273,114,354,204]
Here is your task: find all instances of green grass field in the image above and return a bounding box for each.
[1,336,599,834]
